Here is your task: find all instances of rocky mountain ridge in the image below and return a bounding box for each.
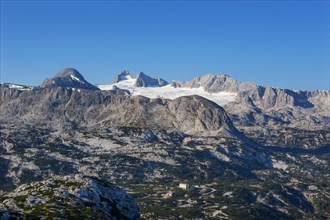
[0,85,241,138]
[107,71,329,123]
[180,73,329,114]
[105,70,330,148]
[1,68,329,148]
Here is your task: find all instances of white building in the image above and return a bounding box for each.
[178,183,191,189]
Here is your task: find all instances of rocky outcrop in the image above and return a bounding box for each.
[167,95,236,134]
[41,68,99,91]
[0,174,140,219]
[183,74,239,93]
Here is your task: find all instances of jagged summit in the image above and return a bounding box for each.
[112,70,169,87]
[113,70,132,83]
[135,72,168,87]
[41,68,99,91]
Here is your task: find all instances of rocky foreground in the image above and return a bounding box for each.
[0,175,140,219]
[0,121,329,219]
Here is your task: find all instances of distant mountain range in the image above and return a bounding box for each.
[2,68,329,148]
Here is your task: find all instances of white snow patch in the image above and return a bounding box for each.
[210,150,231,162]
[8,84,32,91]
[9,84,24,89]
[223,191,233,197]
[272,159,288,171]
[70,75,84,84]
[98,77,236,106]
[212,210,229,218]
[272,192,288,205]
[72,88,81,92]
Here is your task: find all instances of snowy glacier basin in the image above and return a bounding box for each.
[98,77,236,106]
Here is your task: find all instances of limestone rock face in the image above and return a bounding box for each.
[261,87,295,109]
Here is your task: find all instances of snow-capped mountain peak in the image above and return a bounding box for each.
[41,68,99,91]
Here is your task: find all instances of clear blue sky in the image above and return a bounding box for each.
[1,1,329,90]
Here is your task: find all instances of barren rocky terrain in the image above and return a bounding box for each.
[0,68,329,219]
